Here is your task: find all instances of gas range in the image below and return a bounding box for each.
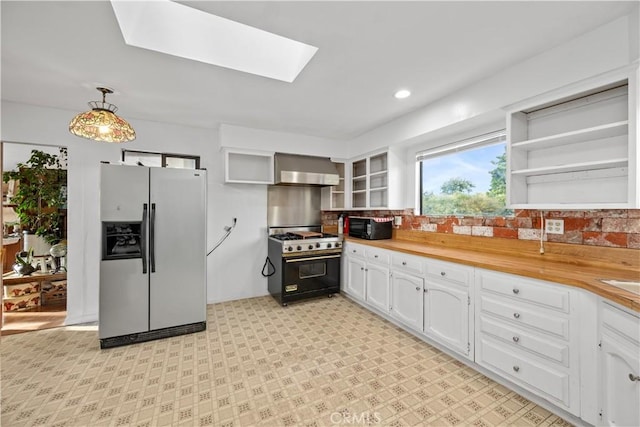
[268,227,342,255]
[266,225,342,306]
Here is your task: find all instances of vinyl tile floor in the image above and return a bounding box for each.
[0,295,573,427]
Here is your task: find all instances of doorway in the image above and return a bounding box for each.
[1,142,68,335]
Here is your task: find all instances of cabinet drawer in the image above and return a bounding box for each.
[480,296,569,340]
[367,247,390,265]
[345,243,366,258]
[425,259,470,286]
[478,337,570,408]
[602,302,640,345]
[478,270,570,313]
[479,315,570,367]
[391,253,424,274]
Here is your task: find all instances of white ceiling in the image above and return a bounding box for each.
[1,1,636,140]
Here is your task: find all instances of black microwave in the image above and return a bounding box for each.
[348,217,393,240]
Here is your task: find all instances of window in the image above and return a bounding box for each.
[122,150,200,169]
[417,130,511,216]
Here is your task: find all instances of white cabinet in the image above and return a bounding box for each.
[348,148,404,209]
[345,256,366,302]
[390,270,423,330]
[223,148,274,184]
[342,242,390,312]
[598,302,640,427]
[365,263,390,313]
[423,259,473,359]
[475,269,579,415]
[507,66,639,209]
[321,161,345,210]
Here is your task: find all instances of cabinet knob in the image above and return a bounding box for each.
[423,288,428,293]
[512,336,520,343]
[513,366,520,372]
[513,313,520,319]
[360,267,364,271]
[402,261,407,266]
[440,272,446,276]
[416,286,421,291]
[374,255,378,258]
[629,373,640,382]
[513,288,520,294]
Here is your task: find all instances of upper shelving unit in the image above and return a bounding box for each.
[223,148,274,184]
[507,69,638,209]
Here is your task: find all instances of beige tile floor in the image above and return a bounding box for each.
[0,295,572,427]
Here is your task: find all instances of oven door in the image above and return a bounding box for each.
[282,253,341,298]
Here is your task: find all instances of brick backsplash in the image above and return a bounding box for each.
[322,209,640,249]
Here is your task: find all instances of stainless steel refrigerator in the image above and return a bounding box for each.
[99,164,207,348]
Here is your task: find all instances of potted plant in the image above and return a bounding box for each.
[2,148,67,246]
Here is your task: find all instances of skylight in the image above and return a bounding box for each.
[110,0,318,83]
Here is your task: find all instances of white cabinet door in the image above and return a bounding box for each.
[366,263,390,313]
[390,271,423,330]
[600,334,640,426]
[345,257,366,301]
[424,280,470,357]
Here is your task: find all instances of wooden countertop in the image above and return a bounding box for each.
[343,231,640,312]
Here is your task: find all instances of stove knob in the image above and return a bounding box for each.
[287,246,293,252]
[315,243,320,248]
[296,246,302,251]
[327,243,332,248]
[308,245,314,250]
[335,242,341,248]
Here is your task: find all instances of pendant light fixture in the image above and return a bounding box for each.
[69,87,136,143]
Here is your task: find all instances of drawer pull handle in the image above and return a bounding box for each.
[512,336,520,343]
[513,366,520,372]
[630,374,640,382]
[440,272,446,276]
[513,288,520,294]
[513,313,520,319]
[402,262,407,265]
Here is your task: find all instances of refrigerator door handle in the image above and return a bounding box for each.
[150,203,156,273]
[141,203,148,274]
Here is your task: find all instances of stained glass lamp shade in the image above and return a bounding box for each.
[69,87,136,143]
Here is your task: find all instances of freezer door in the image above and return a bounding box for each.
[99,164,151,339]
[149,168,207,330]
[99,259,149,339]
[100,164,149,221]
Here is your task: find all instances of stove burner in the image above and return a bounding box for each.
[271,232,338,241]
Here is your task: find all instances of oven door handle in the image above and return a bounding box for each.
[285,254,342,263]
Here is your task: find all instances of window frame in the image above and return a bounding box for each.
[121,149,200,169]
[417,130,507,216]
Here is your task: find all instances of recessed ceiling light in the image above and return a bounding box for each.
[110,0,318,83]
[394,89,411,99]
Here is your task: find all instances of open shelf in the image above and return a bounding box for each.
[507,75,636,209]
[512,121,628,151]
[511,158,628,177]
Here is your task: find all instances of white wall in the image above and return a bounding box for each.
[350,14,634,158]
[348,13,637,211]
[220,124,349,160]
[1,101,272,325]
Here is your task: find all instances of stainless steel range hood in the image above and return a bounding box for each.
[274,153,340,186]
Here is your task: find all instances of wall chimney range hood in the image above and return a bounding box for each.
[274,153,340,186]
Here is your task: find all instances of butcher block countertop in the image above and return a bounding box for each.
[341,229,640,313]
